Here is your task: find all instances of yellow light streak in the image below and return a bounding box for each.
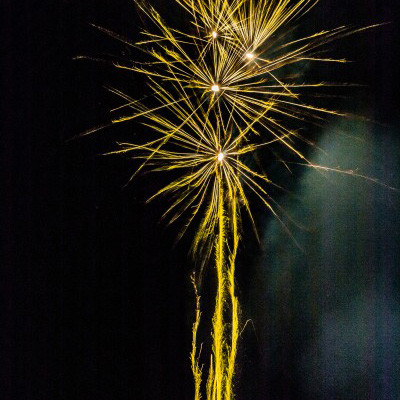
[95,1,379,399]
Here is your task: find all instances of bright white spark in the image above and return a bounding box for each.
[212,31,218,39]
[245,52,255,59]
[211,84,220,92]
[217,152,225,162]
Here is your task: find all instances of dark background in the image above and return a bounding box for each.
[1,0,399,399]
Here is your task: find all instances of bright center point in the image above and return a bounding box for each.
[212,31,218,39]
[246,52,255,59]
[211,84,220,92]
[217,152,225,162]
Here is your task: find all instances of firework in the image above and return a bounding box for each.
[93,0,379,398]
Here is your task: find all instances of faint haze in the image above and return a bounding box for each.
[242,120,400,399]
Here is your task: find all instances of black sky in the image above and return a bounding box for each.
[1,0,400,399]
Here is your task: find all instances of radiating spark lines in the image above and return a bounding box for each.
[94,0,380,398]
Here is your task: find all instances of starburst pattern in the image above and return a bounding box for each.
[106,0,376,251]
[93,0,378,398]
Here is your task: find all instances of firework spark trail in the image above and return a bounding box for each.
[224,189,239,400]
[94,0,382,398]
[212,168,226,400]
[191,274,203,400]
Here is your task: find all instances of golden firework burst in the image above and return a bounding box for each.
[92,0,380,398]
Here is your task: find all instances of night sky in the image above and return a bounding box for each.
[2,0,399,399]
